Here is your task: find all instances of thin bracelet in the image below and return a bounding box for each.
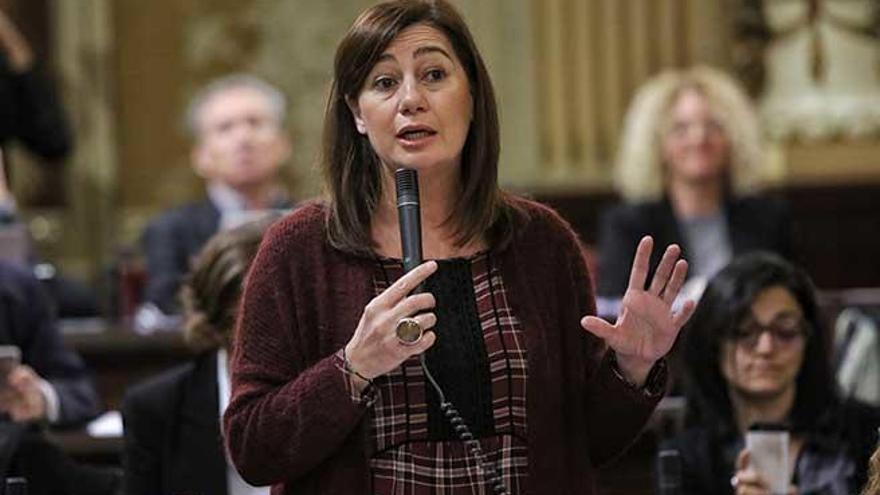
[340,346,375,387]
[608,351,666,398]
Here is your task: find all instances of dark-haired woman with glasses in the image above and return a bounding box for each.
[664,252,880,495]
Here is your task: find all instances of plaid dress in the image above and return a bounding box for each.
[367,253,529,494]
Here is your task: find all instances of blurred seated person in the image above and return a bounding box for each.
[0,261,116,494]
[664,253,880,494]
[123,217,275,495]
[140,74,294,319]
[597,67,792,318]
[0,8,71,164]
[0,10,99,319]
[0,260,99,427]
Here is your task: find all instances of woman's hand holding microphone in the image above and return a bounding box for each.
[343,261,439,393]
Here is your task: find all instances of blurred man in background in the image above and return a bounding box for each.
[139,74,294,323]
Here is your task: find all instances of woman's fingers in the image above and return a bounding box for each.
[735,472,769,495]
[580,315,616,342]
[410,330,437,354]
[626,239,692,305]
[383,292,436,349]
[627,236,653,291]
[378,260,438,306]
[382,313,437,364]
[407,312,437,335]
[661,259,689,304]
[737,483,769,495]
[733,449,771,493]
[648,244,680,295]
[348,261,442,379]
[392,292,436,320]
[736,449,750,471]
[672,299,696,329]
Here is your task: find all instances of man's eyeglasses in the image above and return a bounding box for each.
[728,316,811,349]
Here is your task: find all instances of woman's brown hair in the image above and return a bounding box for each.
[863,443,880,495]
[180,217,276,352]
[322,0,523,255]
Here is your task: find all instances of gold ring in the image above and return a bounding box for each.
[395,317,423,345]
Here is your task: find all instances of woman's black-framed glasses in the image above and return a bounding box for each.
[729,315,811,350]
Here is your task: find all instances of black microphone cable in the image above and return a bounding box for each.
[395,168,510,495]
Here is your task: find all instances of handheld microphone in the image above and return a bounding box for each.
[392,168,510,495]
[395,168,423,274]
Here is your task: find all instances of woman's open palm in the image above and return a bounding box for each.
[582,236,695,365]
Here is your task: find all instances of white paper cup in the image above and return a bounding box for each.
[746,430,789,494]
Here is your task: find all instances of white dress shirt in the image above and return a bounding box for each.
[218,348,270,495]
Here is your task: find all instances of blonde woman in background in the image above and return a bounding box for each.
[596,66,794,318]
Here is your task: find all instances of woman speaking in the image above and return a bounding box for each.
[223,1,695,493]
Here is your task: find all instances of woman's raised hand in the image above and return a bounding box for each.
[581,236,696,384]
[344,261,438,386]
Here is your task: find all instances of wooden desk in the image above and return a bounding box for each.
[47,430,123,466]
[52,319,194,464]
[57,319,687,488]
[61,318,195,410]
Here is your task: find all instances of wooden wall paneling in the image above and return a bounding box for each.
[599,0,623,168]
[455,0,540,189]
[572,0,598,176]
[628,0,652,87]
[114,1,192,210]
[675,0,691,67]
[526,0,699,192]
[537,0,567,176]
[54,0,117,280]
[684,0,731,66]
[657,0,681,68]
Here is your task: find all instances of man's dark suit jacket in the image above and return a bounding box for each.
[141,200,221,314]
[121,351,227,495]
[141,198,293,314]
[597,195,793,299]
[0,261,99,426]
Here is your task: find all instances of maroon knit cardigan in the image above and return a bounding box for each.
[224,197,661,494]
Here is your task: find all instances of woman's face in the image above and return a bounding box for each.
[720,285,808,401]
[661,88,730,186]
[349,23,473,178]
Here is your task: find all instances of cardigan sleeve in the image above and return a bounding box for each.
[555,212,663,466]
[222,222,371,486]
[583,350,663,465]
